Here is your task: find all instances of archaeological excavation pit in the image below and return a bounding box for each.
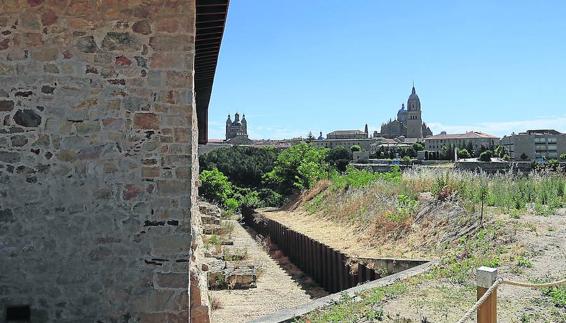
[242,209,431,295]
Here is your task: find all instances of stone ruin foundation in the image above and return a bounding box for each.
[0,1,210,322]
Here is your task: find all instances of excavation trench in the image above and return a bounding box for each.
[242,209,429,294]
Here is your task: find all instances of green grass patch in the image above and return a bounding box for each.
[299,282,408,323]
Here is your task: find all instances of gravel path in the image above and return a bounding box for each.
[210,221,313,323]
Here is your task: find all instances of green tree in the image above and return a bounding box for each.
[264,142,329,194]
[479,150,493,162]
[200,146,278,188]
[440,144,456,160]
[199,168,233,205]
[350,144,361,152]
[560,153,566,161]
[494,145,506,158]
[413,142,425,151]
[326,146,352,172]
[466,142,475,157]
[457,148,471,159]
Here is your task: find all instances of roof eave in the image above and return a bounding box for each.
[195,0,230,145]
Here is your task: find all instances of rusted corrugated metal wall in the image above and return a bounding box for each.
[243,211,378,293]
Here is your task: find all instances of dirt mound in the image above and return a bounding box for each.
[413,200,478,244]
[281,180,332,211]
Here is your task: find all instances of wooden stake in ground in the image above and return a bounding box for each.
[477,266,498,323]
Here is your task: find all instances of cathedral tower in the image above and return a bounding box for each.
[406,86,423,138]
[242,114,247,134]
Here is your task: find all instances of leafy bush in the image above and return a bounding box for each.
[264,142,329,194]
[239,190,263,209]
[413,142,425,151]
[387,194,418,222]
[258,188,284,207]
[199,168,233,205]
[520,153,529,161]
[494,145,506,158]
[224,198,239,212]
[561,153,566,161]
[479,150,493,162]
[457,148,471,159]
[350,145,361,152]
[331,166,401,191]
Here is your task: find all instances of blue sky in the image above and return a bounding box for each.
[208,1,566,140]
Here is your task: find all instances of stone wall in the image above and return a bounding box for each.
[0,1,201,322]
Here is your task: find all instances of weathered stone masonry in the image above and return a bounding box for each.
[0,1,206,322]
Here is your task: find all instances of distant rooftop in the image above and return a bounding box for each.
[525,129,562,135]
[327,130,366,136]
[426,131,499,140]
[206,139,226,144]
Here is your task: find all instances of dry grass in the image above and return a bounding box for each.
[283,179,332,212]
[301,168,566,250]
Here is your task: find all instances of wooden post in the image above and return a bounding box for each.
[477,266,498,323]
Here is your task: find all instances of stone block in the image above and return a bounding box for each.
[41,9,58,26]
[142,167,160,178]
[149,35,192,52]
[207,269,226,290]
[139,313,168,323]
[151,234,189,256]
[134,113,159,129]
[0,151,21,163]
[175,167,190,179]
[132,20,152,35]
[157,180,188,195]
[150,52,185,69]
[13,109,42,127]
[202,224,221,235]
[190,305,210,323]
[226,266,257,289]
[155,272,188,289]
[76,36,98,53]
[156,18,179,33]
[166,71,192,88]
[76,121,100,135]
[0,100,14,111]
[173,128,189,143]
[31,47,59,61]
[102,32,142,51]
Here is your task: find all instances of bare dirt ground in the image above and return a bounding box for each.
[209,221,314,323]
[381,211,566,322]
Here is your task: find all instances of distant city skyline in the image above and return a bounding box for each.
[208,1,566,140]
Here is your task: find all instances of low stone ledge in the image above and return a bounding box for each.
[249,260,439,323]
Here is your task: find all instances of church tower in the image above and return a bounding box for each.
[225,114,232,140]
[242,114,247,134]
[406,85,423,138]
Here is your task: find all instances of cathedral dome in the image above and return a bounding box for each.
[397,104,407,122]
